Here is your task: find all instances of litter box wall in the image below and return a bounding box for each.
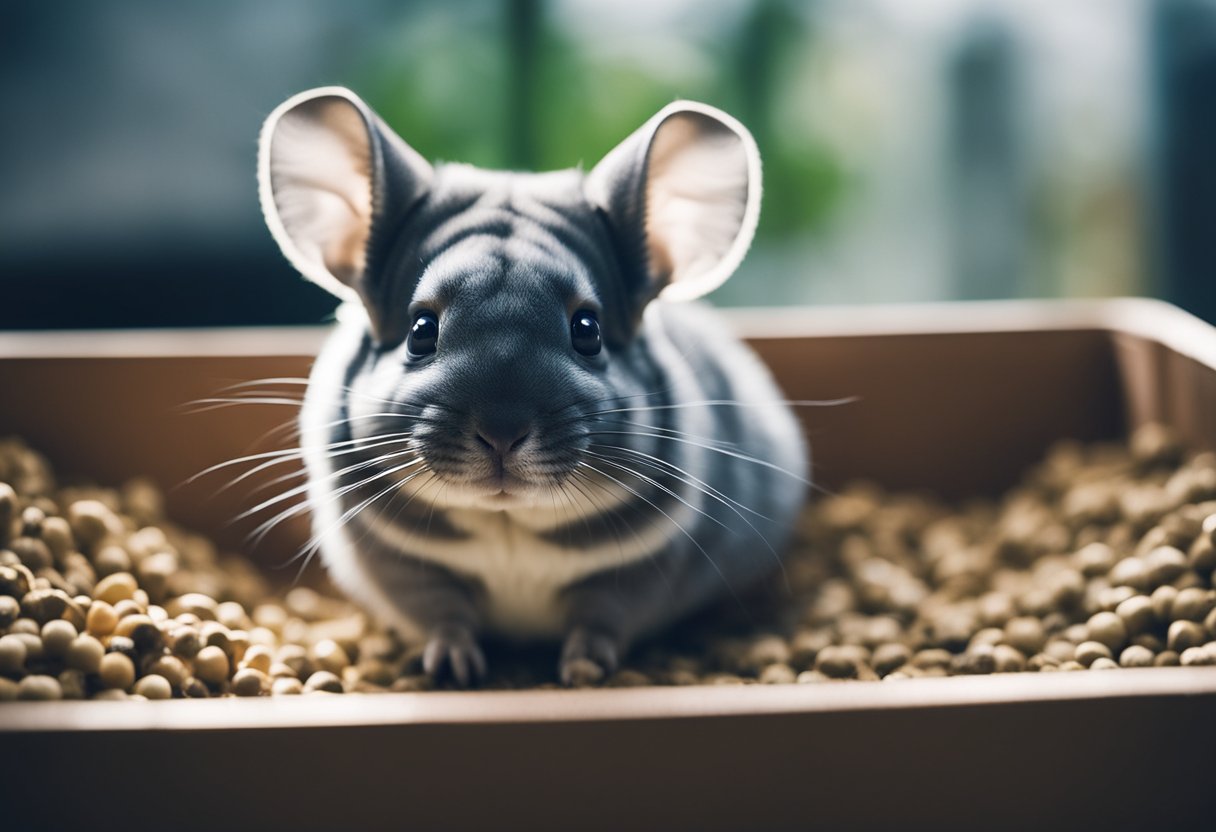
[2,299,1215,832]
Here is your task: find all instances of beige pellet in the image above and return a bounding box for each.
[1171,588,1215,622]
[182,677,210,699]
[93,572,137,606]
[1151,585,1178,621]
[232,668,270,697]
[1108,558,1149,591]
[1119,644,1155,668]
[1044,639,1076,663]
[271,677,303,696]
[217,601,251,630]
[1074,543,1116,577]
[58,669,86,700]
[169,593,219,621]
[312,639,350,674]
[758,663,797,684]
[302,670,344,694]
[17,675,63,700]
[871,643,911,676]
[147,656,189,690]
[193,645,230,685]
[13,632,43,661]
[169,626,201,660]
[85,600,118,637]
[133,674,173,700]
[1155,650,1181,667]
[1085,611,1128,652]
[992,644,1026,673]
[37,620,76,661]
[98,652,135,691]
[9,425,1216,699]
[66,500,118,550]
[1075,641,1113,667]
[1179,646,1216,666]
[1002,617,1047,655]
[1167,620,1206,653]
[1115,595,1156,637]
[0,596,19,630]
[64,634,105,674]
[240,644,274,675]
[0,634,28,675]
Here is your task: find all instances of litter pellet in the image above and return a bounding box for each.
[1,423,1215,698]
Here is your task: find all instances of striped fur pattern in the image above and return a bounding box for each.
[261,88,808,685]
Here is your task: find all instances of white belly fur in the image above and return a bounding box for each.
[355,501,689,639]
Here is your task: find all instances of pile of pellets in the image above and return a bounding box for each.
[1,424,1215,700]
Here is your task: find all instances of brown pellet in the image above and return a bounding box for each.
[302,670,344,694]
[169,626,202,660]
[871,643,911,676]
[232,667,270,697]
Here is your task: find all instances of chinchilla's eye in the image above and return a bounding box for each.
[408,311,439,356]
[570,310,602,356]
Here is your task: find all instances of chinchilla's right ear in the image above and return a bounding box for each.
[258,87,432,335]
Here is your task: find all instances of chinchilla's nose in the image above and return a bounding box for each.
[474,413,532,457]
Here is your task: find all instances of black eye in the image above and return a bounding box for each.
[408,311,439,357]
[571,310,602,356]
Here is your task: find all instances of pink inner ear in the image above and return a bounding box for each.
[260,93,375,299]
[643,109,760,302]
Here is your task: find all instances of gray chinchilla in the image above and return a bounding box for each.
[258,87,807,686]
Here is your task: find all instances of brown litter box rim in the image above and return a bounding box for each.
[2,667,1214,733]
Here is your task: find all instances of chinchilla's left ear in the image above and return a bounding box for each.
[258,86,432,335]
[585,100,761,306]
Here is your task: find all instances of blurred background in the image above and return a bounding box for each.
[1,0,1214,329]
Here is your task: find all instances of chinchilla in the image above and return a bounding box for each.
[257,86,808,685]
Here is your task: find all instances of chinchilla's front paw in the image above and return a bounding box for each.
[422,624,487,688]
[559,627,620,687]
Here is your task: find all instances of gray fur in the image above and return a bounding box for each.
[260,88,807,685]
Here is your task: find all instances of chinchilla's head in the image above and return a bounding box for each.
[259,86,760,509]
